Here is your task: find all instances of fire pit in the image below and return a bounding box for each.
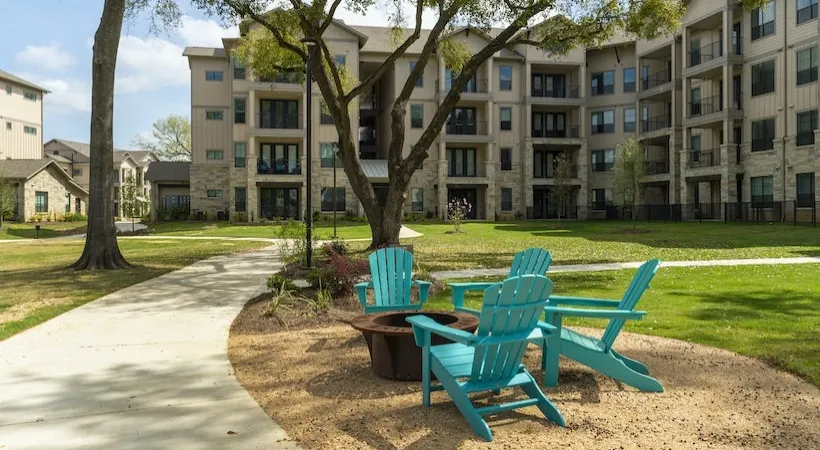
[350,310,479,381]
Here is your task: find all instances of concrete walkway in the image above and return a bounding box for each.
[0,247,299,450]
[431,256,820,280]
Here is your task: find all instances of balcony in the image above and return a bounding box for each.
[751,138,774,152]
[645,160,670,175]
[249,73,304,95]
[257,158,302,175]
[532,127,580,139]
[590,84,615,96]
[259,73,303,84]
[437,78,489,100]
[643,70,672,90]
[447,164,486,178]
[689,41,723,68]
[359,94,377,111]
[534,165,579,179]
[684,37,741,78]
[254,113,303,138]
[688,95,722,118]
[444,121,489,141]
[529,85,583,106]
[687,149,721,169]
[796,131,815,147]
[591,162,614,172]
[641,115,671,133]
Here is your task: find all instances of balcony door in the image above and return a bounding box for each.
[259,99,298,129]
[532,112,565,138]
[448,148,477,177]
[260,188,299,219]
[445,69,477,92]
[259,143,298,174]
[448,108,477,134]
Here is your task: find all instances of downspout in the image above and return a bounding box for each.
[782,2,788,213]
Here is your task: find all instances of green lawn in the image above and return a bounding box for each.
[149,219,373,240]
[399,221,820,271]
[425,264,820,386]
[0,239,269,341]
[0,222,87,240]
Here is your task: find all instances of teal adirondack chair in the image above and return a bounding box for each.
[448,248,552,308]
[407,275,565,441]
[540,259,663,392]
[355,247,432,313]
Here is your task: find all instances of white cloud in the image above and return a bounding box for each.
[178,15,239,47]
[115,35,188,93]
[15,42,77,72]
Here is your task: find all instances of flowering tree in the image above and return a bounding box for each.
[447,198,472,233]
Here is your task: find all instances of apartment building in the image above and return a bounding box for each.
[0,69,47,160]
[183,0,819,223]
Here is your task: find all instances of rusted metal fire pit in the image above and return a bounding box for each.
[350,310,479,381]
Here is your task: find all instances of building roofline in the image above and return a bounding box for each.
[0,69,50,93]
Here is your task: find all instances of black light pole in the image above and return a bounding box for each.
[302,37,317,267]
[332,147,337,238]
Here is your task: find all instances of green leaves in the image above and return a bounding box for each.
[439,36,472,72]
[614,137,646,208]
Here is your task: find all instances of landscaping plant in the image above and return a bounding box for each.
[447,198,472,233]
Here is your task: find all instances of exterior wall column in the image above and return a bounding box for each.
[247,135,258,222]
[437,140,448,219]
[522,62,533,217]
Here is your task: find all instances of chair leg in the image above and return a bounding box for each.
[451,288,466,309]
[433,361,493,441]
[611,349,650,375]
[542,338,560,387]
[421,345,431,407]
[521,372,565,427]
[596,351,663,393]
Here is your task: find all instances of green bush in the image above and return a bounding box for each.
[327,238,348,255]
[274,219,319,265]
[63,212,87,222]
[267,273,297,292]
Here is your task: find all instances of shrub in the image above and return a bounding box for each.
[447,198,472,233]
[267,273,297,292]
[327,238,348,256]
[231,212,248,223]
[275,219,319,265]
[262,281,312,329]
[62,212,87,222]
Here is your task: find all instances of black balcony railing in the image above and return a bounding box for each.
[641,115,670,133]
[688,40,722,67]
[445,120,488,135]
[591,161,614,172]
[688,149,720,168]
[439,78,488,94]
[259,73,303,84]
[688,95,722,117]
[591,123,615,134]
[797,4,818,25]
[533,165,578,179]
[645,160,670,174]
[258,113,300,129]
[532,85,581,98]
[447,164,485,177]
[257,158,301,175]
[751,20,774,41]
[797,131,816,147]
[532,127,580,138]
[751,137,774,152]
[642,70,671,90]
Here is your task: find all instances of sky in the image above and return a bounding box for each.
[0,0,435,150]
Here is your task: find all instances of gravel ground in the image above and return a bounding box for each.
[229,313,820,449]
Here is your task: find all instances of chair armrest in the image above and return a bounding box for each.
[536,320,557,334]
[543,306,647,320]
[447,281,499,291]
[414,280,432,303]
[547,295,621,308]
[407,315,476,347]
[354,281,371,307]
[454,306,481,317]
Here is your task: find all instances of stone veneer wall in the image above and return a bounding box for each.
[190,164,230,218]
[21,168,87,221]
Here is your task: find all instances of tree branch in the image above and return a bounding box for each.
[319,0,344,34]
[224,0,306,59]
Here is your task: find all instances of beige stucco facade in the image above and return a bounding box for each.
[0,71,46,161]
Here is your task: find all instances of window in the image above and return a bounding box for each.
[751,2,775,40]
[35,192,48,213]
[114,186,120,200]
[334,55,346,67]
[500,188,513,211]
[72,168,83,176]
[23,126,37,135]
[797,46,818,85]
[751,118,776,152]
[624,107,636,132]
[796,110,818,146]
[24,91,37,101]
[235,187,247,212]
[233,57,246,79]
[259,99,298,129]
[532,112,566,138]
[205,71,224,81]
[320,143,340,168]
[591,71,615,96]
[233,97,246,124]
[500,107,512,130]
[65,193,71,214]
[259,143,299,174]
[4,85,10,95]
[113,170,119,182]
[320,101,334,125]
[409,62,423,87]
[447,148,477,176]
[206,150,224,160]
[591,149,615,172]
[411,188,424,212]
[751,176,774,207]
[690,87,702,116]
[206,110,223,120]
[591,189,607,210]
[234,142,246,167]
[751,60,775,96]
[5,122,10,130]
[690,135,702,162]
[207,189,224,198]
[500,148,512,171]
[797,0,818,24]
[499,65,512,90]
[410,104,423,128]
[796,173,815,206]
[591,110,615,134]
[321,187,345,211]
[623,68,636,92]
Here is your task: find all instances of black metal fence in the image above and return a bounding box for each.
[579,201,817,226]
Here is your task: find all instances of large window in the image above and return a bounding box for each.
[206,150,223,160]
[623,68,636,92]
[797,46,818,86]
[409,62,423,87]
[410,104,423,128]
[259,143,299,174]
[751,176,774,207]
[531,74,568,97]
[751,60,775,96]
[591,71,615,96]
[321,187,346,211]
[591,149,615,172]
[751,1,776,40]
[500,188,513,211]
[35,191,48,213]
[499,107,512,130]
[234,97,246,124]
[411,188,424,212]
[320,143,340,168]
[447,148,477,177]
[796,173,815,206]
[797,0,818,25]
[500,148,512,171]
[205,71,223,81]
[235,187,247,212]
[591,110,615,134]
[532,112,566,137]
[499,65,512,91]
[205,110,223,120]
[234,142,246,167]
[751,118,775,152]
[591,189,607,210]
[796,110,818,146]
[233,57,245,79]
[259,99,298,129]
[623,107,636,132]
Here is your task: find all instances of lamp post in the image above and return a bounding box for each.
[332,147,338,238]
[302,37,317,268]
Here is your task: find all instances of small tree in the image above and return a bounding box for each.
[120,176,140,219]
[133,115,191,161]
[614,137,646,230]
[0,171,18,228]
[447,198,472,233]
[551,152,574,221]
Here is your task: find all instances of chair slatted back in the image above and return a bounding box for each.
[509,248,552,278]
[471,275,554,384]
[600,259,661,349]
[369,247,414,308]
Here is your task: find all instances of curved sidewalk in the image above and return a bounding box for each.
[0,247,300,449]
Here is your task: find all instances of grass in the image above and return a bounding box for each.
[425,263,820,386]
[0,238,269,341]
[0,221,87,240]
[149,219,373,240]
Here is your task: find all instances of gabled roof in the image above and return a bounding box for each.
[355,26,433,54]
[145,161,190,182]
[47,154,72,164]
[46,139,92,156]
[440,26,524,59]
[0,69,49,93]
[182,47,228,58]
[0,159,88,195]
[237,12,369,48]
[113,152,140,166]
[45,139,153,165]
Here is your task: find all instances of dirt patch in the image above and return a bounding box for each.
[228,316,820,449]
[0,297,72,324]
[231,292,362,334]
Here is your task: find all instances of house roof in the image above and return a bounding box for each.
[354,26,433,54]
[45,139,152,164]
[47,154,72,164]
[125,150,156,162]
[360,159,388,179]
[0,69,49,93]
[182,47,228,58]
[0,159,88,195]
[145,161,190,182]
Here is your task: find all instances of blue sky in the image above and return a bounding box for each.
[0,0,416,150]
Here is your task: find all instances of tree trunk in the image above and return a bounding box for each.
[363,188,404,248]
[71,0,131,270]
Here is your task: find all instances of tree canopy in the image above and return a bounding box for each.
[133,115,192,161]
